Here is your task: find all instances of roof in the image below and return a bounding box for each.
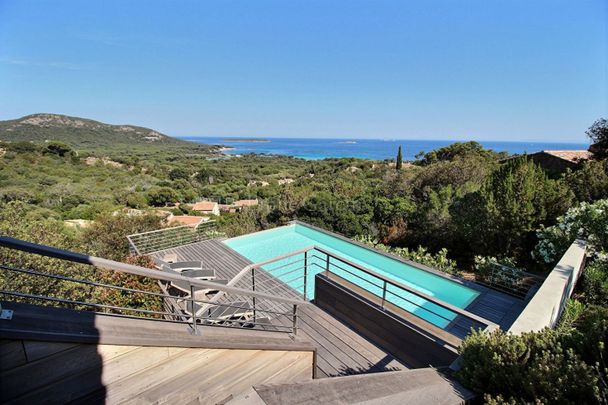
[167,215,206,228]
[538,150,591,163]
[235,199,259,207]
[191,201,218,211]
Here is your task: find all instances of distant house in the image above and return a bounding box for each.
[167,215,209,228]
[219,204,238,213]
[234,199,259,208]
[191,201,220,216]
[524,150,591,175]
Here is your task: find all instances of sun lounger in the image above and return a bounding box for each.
[182,300,254,325]
[154,259,215,279]
[158,264,219,295]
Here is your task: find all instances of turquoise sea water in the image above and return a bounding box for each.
[181,136,588,160]
[224,224,480,328]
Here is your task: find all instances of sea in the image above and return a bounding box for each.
[179,136,589,161]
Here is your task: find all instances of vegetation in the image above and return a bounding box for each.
[587,118,608,159]
[457,305,608,404]
[0,113,209,150]
[396,145,403,170]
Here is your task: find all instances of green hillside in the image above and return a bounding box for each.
[0,113,212,152]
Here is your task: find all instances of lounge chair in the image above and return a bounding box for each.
[154,259,215,279]
[182,300,254,326]
[158,264,221,296]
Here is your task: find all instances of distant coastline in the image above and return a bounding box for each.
[180,136,589,161]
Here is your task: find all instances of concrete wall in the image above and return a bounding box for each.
[508,239,587,334]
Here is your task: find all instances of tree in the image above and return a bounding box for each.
[146,187,179,206]
[587,118,608,159]
[452,157,573,263]
[168,167,189,181]
[564,160,608,202]
[45,141,75,158]
[415,141,501,166]
[396,146,403,170]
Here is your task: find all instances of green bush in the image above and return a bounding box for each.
[581,261,608,306]
[457,327,602,404]
[354,235,460,275]
[534,199,608,265]
[146,187,180,206]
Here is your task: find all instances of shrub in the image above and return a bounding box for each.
[581,261,608,306]
[146,187,180,206]
[457,328,601,404]
[354,235,460,275]
[82,213,163,260]
[534,199,608,265]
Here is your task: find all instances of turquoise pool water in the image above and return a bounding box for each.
[223,224,480,328]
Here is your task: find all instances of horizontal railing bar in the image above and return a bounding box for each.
[0,265,198,302]
[1,290,296,332]
[0,236,305,306]
[127,222,215,238]
[0,264,295,318]
[0,290,180,318]
[382,289,455,323]
[261,257,307,273]
[320,261,388,290]
[312,246,496,328]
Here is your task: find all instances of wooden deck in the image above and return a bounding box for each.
[446,286,526,338]
[155,239,526,376]
[154,240,407,378]
[1,342,313,404]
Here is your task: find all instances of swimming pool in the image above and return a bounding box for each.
[223,223,480,328]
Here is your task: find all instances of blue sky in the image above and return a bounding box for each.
[0,0,606,142]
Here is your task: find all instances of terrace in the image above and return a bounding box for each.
[0,221,586,403]
[137,221,527,374]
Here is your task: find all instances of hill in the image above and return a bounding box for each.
[0,113,210,151]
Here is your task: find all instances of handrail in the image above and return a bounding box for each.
[311,246,496,328]
[0,236,305,306]
[222,242,497,332]
[126,221,217,255]
[199,246,316,310]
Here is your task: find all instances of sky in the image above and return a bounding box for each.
[0,0,606,142]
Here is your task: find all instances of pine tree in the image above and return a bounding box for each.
[396,145,403,170]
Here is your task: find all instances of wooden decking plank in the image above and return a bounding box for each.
[303,306,405,369]
[297,309,386,372]
[0,340,27,372]
[300,305,405,369]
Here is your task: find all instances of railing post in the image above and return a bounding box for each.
[190,284,199,335]
[325,253,330,277]
[303,251,308,300]
[381,280,387,309]
[251,267,256,322]
[292,304,298,335]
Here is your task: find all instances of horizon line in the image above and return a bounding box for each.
[177,135,590,145]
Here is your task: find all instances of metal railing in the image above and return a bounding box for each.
[127,221,218,255]
[219,245,498,340]
[0,236,304,335]
[474,261,543,300]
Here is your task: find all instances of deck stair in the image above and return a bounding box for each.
[0,301,316,404]
[230,367,474,405]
